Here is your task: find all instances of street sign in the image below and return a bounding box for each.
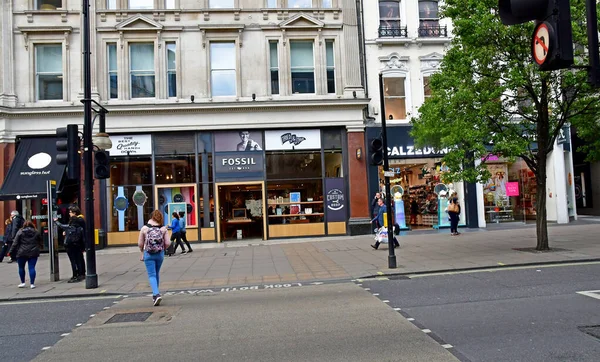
[384,171,395,177]
[532,22,553,66]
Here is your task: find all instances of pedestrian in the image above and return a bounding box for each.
[178,211,193,253]
[0,218,13,263]
[371,192,381,230]
[138,210,170,306]
[371,198,399,250]
[0,211,24,263]
[53,206,86,282]
[410,197,419,225]
[9,220,43,289]
[169,212,184,254]
[448,197,461,236]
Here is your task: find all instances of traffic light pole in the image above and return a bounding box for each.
[585,0,600,87]
[82,0,97,289]
[378,73,397,269]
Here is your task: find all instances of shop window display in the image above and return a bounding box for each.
[266,180,324,224]
[155,155,195,184]
[484,158,535,223]
[155,185,198,228]
[107,185,154,232]
[266,151,322,179]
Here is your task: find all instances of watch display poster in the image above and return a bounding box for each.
[157,186,196,227]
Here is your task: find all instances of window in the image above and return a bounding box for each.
[326,40,335,94]
[419,1,441,36]
[267,0,277,7]
[383,77,406,119]
[379,1,401,29]
[129,0,153,9]
[210,42,236,97]
[290,41,315,94]
[423,76,431,101]
[108,44,118,99]
[129,43,155,98]
[322,0,333,8]
[36,44,63,101]
[288,0,312,8]
[166,42,177,98]
[209,0,234,8]
[107,0,117,9]
[269,41,279,95]
[165,0,176,8]
[267,151,322,179]
[36,0,62,10]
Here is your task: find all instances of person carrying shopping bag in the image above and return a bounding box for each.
[371,198,399,250]
[9,220,43,289]
[138,210,171,306]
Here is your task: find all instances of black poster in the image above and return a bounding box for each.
[325,178,346,222]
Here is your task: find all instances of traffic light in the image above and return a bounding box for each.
[56,124,80,180]
[498,0,573,70]
[369,138,384,166]
[94,150,110,179]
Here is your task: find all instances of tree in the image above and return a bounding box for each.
[411,0,600,250]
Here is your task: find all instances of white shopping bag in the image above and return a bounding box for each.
[376,227,389,244]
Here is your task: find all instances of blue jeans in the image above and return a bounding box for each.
[17,257,38,284]
[143,251,164,296]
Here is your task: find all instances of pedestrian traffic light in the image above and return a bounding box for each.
[369,137,384,166]
[94,150,110,179]
[56,124,80,180]
[498,0,573,70]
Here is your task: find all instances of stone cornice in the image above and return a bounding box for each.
[0,98,370,118]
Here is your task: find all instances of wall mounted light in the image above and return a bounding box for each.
[190,95,195,103]
[252,93,256,101]
[356,147,362,160]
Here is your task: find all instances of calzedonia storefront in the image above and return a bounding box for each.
[104,128,349,246]
[366,125,474,230]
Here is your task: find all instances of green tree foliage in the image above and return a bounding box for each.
[411,0,600,250]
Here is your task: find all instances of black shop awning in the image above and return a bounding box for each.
[0,137,67,201]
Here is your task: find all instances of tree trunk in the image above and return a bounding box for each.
[535,155,549,250]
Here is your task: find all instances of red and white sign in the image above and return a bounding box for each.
[532,22,552,66]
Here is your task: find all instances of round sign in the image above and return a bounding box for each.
[114,196,129,212]
[173,193,184,203]
[532,22,553,66]
[27,152,52,170]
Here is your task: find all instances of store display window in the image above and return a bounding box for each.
[107,185,154,232]
[266,151,322,179]
[155,184,198,228]
[266,180,324,224]
[484,158,534,223]
[155,155,195,184]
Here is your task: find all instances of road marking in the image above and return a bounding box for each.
[375,277,389,281]
[377,272,384,275]
[76,323,83,327]
[61,333,70,337]
[407,318,415,321]
[42,347,51,350]
[382,300,390,303]
[372,293,379,296]
[498,262,505,266]
[393,308,401,311]
[90,314,95,317]
[364,288,370,291]
[310,282,324,285]
[407,261,600,278]
[422,329,431,333]
[442,344,453,349]
[0,295,121,306]
[103,307,110,310]
[576,290,600,300]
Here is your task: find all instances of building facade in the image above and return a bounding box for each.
[0,0,373,246]
[362,0,577,230]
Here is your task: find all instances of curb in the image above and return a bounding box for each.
[358,258,600,280]
[0,291,123,303]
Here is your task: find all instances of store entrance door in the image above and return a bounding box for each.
[215,182,267,242]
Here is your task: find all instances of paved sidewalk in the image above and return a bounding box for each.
[1,220,599,300]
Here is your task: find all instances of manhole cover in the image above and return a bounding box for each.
[579,325,600,340]
[104,312,153,324]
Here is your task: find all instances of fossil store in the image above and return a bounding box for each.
[104,128,349,246]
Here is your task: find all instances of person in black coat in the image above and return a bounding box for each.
[0,211,24,263]
[54,206,87,282]
[9,220,43,289]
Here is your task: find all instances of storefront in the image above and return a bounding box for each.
[366,125,469,230]
[104,128,349,246]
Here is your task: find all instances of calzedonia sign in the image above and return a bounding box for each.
[215,152,264,180]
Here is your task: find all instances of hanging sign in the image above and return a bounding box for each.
[108,134,152,156]
[265,129,321,150]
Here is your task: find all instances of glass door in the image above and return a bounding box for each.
[216,182,266,242]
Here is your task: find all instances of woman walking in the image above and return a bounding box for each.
[138,210,170,306]
[169,212,185,254]
[178,211,193,253]
[9,220,43,289]
[448,197,461,236]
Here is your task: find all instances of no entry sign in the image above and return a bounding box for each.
[532,22,554,66]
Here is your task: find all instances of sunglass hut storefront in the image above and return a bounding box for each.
[104,128,349,246]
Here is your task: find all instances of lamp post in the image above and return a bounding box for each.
[378,73,397,269]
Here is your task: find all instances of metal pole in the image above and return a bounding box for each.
[585,0,600,87]
[82,0,97,289]
[378,73,397,269]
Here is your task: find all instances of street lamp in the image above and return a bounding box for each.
[378,73,397,269]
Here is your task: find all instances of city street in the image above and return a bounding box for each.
[359,262,600,362]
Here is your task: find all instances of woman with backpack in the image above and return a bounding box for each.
[138,210,170,306]
[53,206,86,283]
[9,220,43,289]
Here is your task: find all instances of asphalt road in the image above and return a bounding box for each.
[0,296,121,362]
[360,262,600,362]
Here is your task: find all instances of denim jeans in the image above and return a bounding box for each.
[143,251,164,296]
[17,257,38,284]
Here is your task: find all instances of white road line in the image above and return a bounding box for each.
[363,288,370,291]
[422,329,431,333]
[393,308,401,311]
[61,333,70,337]
[42,347,51,350]
[442,344,453,349]
[407,318,415,321]
[372,293,379,296]
[382,300,390,303]
[408,261,600,278]
[76,323,83,327]
[89,314,95,318]
[576,290,600,300]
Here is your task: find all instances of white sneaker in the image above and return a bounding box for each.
[30,284,36,289]
[18,283,26,288]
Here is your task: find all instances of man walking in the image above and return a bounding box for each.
[371,198,399,250]
[371,192,381,230]
[0,211,24,263]
[178,211,193,253]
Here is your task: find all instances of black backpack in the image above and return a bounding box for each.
[65,225,84,247]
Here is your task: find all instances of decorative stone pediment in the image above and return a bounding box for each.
[379,53,409,73]
[419,52,443,72]
[115,14,163,31]
[279,14,324,29]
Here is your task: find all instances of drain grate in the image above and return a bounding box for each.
[578,325,600,340]
[104,312,153,324]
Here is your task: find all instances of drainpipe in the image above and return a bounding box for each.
[356,0,368,98]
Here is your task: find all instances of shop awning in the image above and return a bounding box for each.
[0,137,66,201]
